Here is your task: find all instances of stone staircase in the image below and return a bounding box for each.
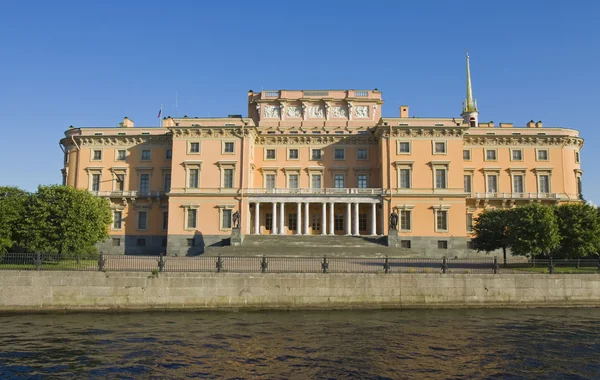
[204,235,419,257]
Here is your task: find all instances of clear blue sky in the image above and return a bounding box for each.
[1,1,599,204]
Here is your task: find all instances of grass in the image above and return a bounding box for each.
[513,266,599,274]
[0,260,98,271]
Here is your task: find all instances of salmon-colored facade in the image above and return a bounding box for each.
[59,57,584,257]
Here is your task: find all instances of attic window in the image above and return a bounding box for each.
[537,132,547,136]
[434,123,444,127]
[486,132,496,135]
[141,132,150,135]
[512,132,521,135]
[94,132,103,136]
[267,131,276,134]
[118,132,126,136]
[399,123,409,126]
[225,123,235,126]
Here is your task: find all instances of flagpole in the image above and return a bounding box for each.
[159,104,162,127]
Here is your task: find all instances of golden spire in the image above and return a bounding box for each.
[464,51,478,113]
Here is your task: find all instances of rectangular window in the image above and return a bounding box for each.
[141,150,151,160]
[224,142,234,153]
[188,169,199,188]
[357,148,368,160]
[463,150,471,160]
[166,149,172,160]
[223,168,234,188]
[434,142,446,154]
[162,211,168,230]
[265,174,275,189]
[164,174,171,192]
[487,174,498,193]
[189,142,200,153]
[438,240,448,249]
[137,211,148,230]
[359,213,367,231]
[334,214,344,231]
[575,151,580,163]
[435,169,446,189]
[539,175,550,193]
[288,213,297,231]
[334,148,345,160]
[400,210,411,231]
[187,209,197,229]
[92,150,102,161]
[398,142,411,154]
[467,213,473,233]
[334,174,344,188]
[112,238,121,247]
[485,149,497,161]
[288,174,298,189]
[265,149,276,160]
[187,238,195,247]
[91,174,100,191]
[513,174,524,193]
[136,238,146,247]
[288,148,299,159]
[64,152,69,164]
[357,175,368,189]
[139,174,150,193]
[117,150,126,161]
[311,174,322,189]
[537,149,549,161]
[222,209,232,229]
[265,213,273,231]
[436,210,448,231]
[399,169,411,189]
[400,240,411,249]
[511,149,523,161]
[311,149,322,160]
[311,214,321,231]
[113,211,122,229]
[464,175,472,193]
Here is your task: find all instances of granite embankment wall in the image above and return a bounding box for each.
[1,271,600,311]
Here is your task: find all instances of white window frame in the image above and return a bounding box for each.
[264,172,276,189]
[183,161,203,190]
[356,148,368,160]
[136,209,149,231]
[463,149,471,161]
[356,173,368,188]
[396,205,414,232]
[484,148,498,162]
[115,149,127,161]
[509,169,526,195]
[183,205,199,230]
[91,149,103,162]
[188,141,201,155]
[140,149,152,161]
[397,141,411,155]
[222,141,235,155]
[433,205,451,233]
[112,209,123,230]
[333,172,346,188]
[485,173,499,193]
[311,173,322,189]
[536,148,549,162]
[110,168,127,192]
[333,147,346,160]
[432,141,447,155]
[510,148,523,162]
[217,205,235,231]
[397,165,412,189]
[217,161,237,190]
[310,148,323,161]
[466,213,473,233]
[463,172,473,194]
[287,148,300,160]
[537,172,552,194]
[264,148,276,160]
[432,163,449,190]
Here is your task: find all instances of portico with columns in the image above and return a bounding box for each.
[248,196,381,236]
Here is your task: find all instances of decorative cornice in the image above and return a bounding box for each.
[463,135,584,147]
[170,127,254,139]
[61,134,172,147]
[374,126,467,139]
[254,135,377,146]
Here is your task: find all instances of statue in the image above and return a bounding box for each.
[232,211,240,229]
[389,210,398,230]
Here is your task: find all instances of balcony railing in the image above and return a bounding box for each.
[246,188,383,195]
[90,191,165,198]
[470,192,558,199]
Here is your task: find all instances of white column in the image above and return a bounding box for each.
[303,202,309,235]
[353,203,359,236]
[272,202,277,235]
[321,202,327,235]
[370,203,377,236]
[254,202,260,235]
[296,202,302,235]
[279,202,285,235]
[345,203,352,235]
[328,202,335,235]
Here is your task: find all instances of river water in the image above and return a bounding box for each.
[0,308,598,379]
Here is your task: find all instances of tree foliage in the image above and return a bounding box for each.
[22,185,112,256]
[472,208,512,265]
[0,187,29,253]
[507,203,560,258]
[554,203,600,258]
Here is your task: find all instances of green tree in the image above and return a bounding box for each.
[23,185,111,256]
[510,203,560,258]
[472,209,512,266]
[555,203,600,259]
[0,186,29,253]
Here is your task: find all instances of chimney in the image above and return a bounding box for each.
[400,105,409,118]
[122,117,134,128]
[489,121,494,128]
[526,120,535,128]
[536,121,543,128]
[499,123,513,128]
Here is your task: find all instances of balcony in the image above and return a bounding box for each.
[470,192,558,200]
[245,188,383,195]
[90,191,166,198]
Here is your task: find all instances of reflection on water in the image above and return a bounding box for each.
[0,309,599,379]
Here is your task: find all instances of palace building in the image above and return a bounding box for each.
[59,56,584,257]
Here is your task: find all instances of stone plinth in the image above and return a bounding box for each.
[387,228,400,247]
[231,228,243,246]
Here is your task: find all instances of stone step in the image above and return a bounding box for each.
[203,245,419,258]
[242,235,387,248]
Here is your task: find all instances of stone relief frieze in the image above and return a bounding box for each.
[354,106,369,118]
[332,106,348,118]
[308,105,324,118]
[263,105,280,119]
[286,106,302,118]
